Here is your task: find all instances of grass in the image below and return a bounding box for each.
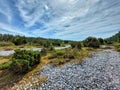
[0,56,13,70]
[0,57,9,64]
[112,42,120,51]
[49,48,91,66]
[0,70,22,90]
[0,62,12,70]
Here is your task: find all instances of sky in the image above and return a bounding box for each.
[0,0,120,40]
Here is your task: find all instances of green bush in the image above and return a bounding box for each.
[9,49,41,74]
[9,60,30,74]
[83,37,100,48]
[12,49,41,66]
[98,38,105,45]
[71,42,82,49]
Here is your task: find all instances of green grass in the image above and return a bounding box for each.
[112,43,120,51]
[0,56,13,70]
[49,48,90,66]
[0,61,12,70]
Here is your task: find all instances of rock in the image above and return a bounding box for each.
[38,50,120,90]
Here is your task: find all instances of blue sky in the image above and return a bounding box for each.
[0,0,120,40]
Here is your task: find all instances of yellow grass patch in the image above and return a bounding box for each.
[0,57,9,64]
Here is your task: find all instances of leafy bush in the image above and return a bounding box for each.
[13,49,41,65]
[9,60,30,74]
[83,37,100,48]
[9,49,41,74]
[98,38,105,45]
[71,42,82,49]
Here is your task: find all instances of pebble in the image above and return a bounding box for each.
[38,50,120,90]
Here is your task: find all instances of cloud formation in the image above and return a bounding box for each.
[0,0,120,40]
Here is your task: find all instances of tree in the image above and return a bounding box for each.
[106,32,120,43]
[12,36,27,45]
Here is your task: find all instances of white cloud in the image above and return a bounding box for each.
[0,0,120,40]
[0,23,28,35]
[16,0,98,27]
[16,0,45,27]
[0,0,12,23]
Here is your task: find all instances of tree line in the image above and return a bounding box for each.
[106,32,120,43]
[0,34,72,47]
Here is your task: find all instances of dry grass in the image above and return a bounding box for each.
[113,43,120,52]
[0,70,22,90]
[0,57,9,64]
[49,48,91,66]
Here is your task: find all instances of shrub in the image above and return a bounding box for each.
[71,42,82,49]
[98,38,105,45]
[9,60,30,74]
[12,49,41,66]
[9,49,41,74]
[83,37,100,48]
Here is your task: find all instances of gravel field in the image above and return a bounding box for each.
[38,49,120,90]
